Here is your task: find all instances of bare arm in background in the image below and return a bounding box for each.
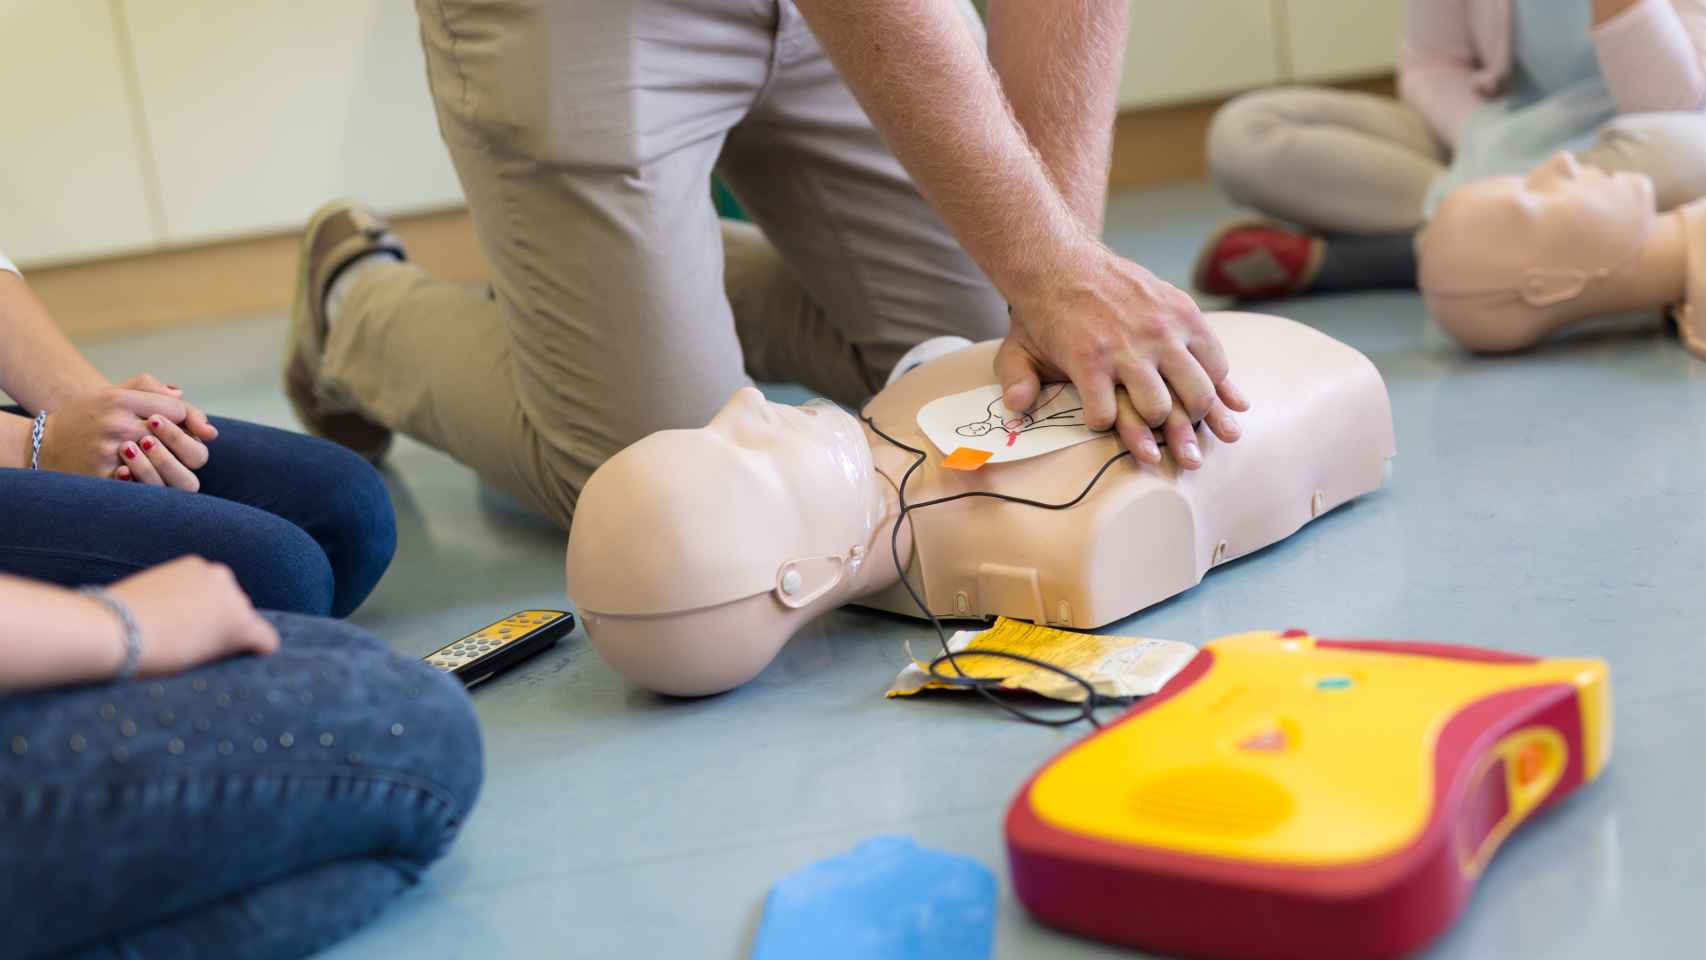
[0,270,216,484]
[1591,0,1643,18]
[1591,0,1706,114]
[0,557,277,694]
[791,0,1246,468]
[0,271,113,411]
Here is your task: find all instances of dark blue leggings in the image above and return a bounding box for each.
[0,416,395,617]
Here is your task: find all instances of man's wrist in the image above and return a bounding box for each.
[992,224,1100,313]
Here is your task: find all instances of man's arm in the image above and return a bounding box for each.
[791,0,1244,467]
[985,0,1127,235]
[985,0,1238,458]
[792,0,1083,311]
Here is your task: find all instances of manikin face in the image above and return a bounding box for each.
[1420,152,1656,299]
[703,387,885,540]
[566,388,883,617]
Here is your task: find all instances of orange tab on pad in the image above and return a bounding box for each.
[941,447,994,471]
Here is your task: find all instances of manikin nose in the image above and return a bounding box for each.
[1525,152,1578,192]
[1539,152,1580,180]
[727,386,775,421]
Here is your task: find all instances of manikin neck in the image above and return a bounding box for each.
[1565,209,1687,317]
[843,435,916,599]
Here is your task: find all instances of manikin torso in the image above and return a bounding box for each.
[567,312,1395,696]
[856,313,1393,629]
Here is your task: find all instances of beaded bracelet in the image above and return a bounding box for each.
[29,410,47,470]
[80,586,143,681]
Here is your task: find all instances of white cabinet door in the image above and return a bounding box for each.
[123,0,464,245]
[1119,1,1281,109]
[1283,0,1404,83]
[0,0,160,266]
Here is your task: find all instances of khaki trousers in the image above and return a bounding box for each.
[1207,86,1706,234]
[320,0,1006,529]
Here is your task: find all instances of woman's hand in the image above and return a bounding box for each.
[37,385,207,491]
[103,556,278,677]
[113,415,211,490]
[116,373,218,441]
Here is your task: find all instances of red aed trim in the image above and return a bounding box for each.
[1316,638,1540,664]
[1006,662,1586,960]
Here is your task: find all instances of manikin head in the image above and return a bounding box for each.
[565,388,887,696]
[1418,152,1656,352]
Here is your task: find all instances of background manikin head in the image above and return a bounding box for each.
[565,388,884,696]
[1417,152,1656,352]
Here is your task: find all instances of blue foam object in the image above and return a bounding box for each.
[751,835,996,960]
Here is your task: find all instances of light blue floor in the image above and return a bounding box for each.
[80,182,1706,959]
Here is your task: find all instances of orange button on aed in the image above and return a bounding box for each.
[1516,741,1549,786]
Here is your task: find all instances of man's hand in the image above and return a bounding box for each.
[788,0,1250,469]
[997,240,1249,469]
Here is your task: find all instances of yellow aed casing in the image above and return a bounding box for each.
[1005,630,1611,960]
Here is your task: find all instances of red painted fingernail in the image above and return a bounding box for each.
[140,437,155,451]
[149,417,161,429]
[123,446,137,459]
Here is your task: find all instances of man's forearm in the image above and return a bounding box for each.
[0,273,109,412]
[792,0,1088,304]
[987,0,1128,235]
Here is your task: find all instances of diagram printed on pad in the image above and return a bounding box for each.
[919,382,1109,464]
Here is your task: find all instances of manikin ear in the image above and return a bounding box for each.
[1519,268,1589,306]
[774,553,851,609]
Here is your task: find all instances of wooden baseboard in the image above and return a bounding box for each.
[1110,74,1396,190]
[42,73,1393,340]
[32,208,491,340]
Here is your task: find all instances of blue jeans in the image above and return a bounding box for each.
[0,613,483,959]
[0,416,395,617]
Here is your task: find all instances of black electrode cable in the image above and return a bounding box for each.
[863,414,1146,728]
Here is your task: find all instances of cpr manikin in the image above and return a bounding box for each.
[566,313,1395,696]
[1418,151,1706,358]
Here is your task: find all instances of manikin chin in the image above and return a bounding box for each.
[567,314,1396,697]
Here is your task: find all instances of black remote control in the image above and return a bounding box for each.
[423,609,575,688]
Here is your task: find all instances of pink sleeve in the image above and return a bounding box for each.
[1397,0,1487,147]
[1594,0,1706,113]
